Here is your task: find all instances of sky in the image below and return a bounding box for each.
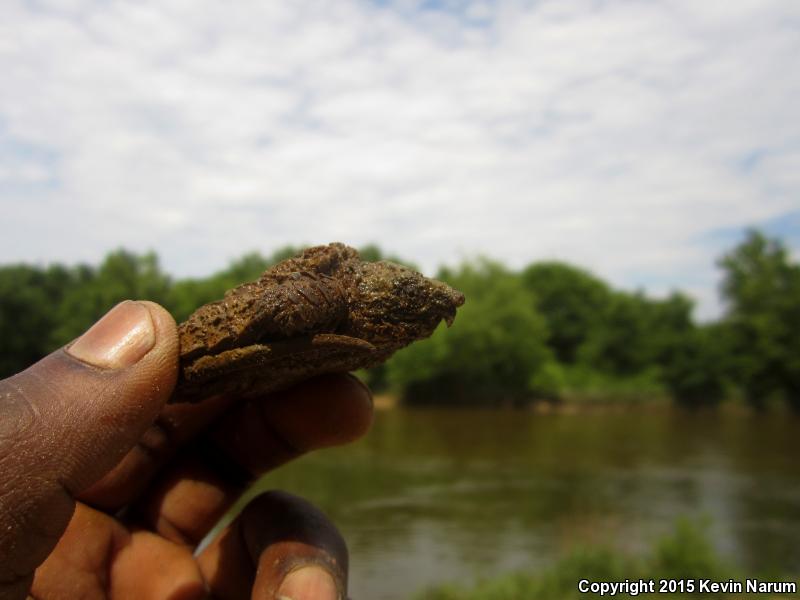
[1,0,798,319]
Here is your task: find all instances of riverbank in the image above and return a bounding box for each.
[370,392,769,416]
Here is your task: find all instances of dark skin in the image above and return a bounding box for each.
[0,301,372,600]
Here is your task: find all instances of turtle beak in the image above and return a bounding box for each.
[434,282,464,327]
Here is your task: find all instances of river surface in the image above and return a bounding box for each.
[246,406,800,599]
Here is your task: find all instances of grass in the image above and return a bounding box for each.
[414,519,796,599]
[558,366,669,404]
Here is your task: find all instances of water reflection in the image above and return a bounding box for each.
[253,407,800,600]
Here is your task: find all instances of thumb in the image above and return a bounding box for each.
[0,300,178,599]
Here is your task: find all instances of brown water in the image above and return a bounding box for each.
[247,406,800,599]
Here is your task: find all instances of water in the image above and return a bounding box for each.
[248,406,800,599]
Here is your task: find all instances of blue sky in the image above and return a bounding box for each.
[0,0,798,319]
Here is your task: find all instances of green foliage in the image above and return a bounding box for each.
[521,262,612,364]
[559,365,667,403]
[386,259,554,406]
[415,547,627,600]
[167,277,228,324]
[528,360,566,400]
[718,230,800,410]
[578,291,688,376]
[0,264,85,375]
[50,250,172,346]
[660,324,730,406]
[415,519,780,600]
[650,517,725,581]
[0,231,796,409]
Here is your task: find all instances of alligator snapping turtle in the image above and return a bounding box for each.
[171,243,465,403]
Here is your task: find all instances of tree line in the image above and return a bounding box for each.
[1,232,798,410]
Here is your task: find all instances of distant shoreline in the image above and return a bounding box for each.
[370,393,772,415]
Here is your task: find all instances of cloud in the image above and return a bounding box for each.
[0,0,798,319]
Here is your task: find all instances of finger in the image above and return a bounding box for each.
[212,373,374,473]
[78,391,237,510]
[83,371,372,513]
[31,503,205,600]
[196,491,347,600]
[137,374,372,546]
[0,301,178,595]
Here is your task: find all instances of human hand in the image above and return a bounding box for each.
[0,300,373,599]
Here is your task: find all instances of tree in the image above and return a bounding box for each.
[51,250,171,346]
[0,262,97,376]
[387,259,556,406]
[521,262,612,364]
[718,230,800,409]
[578,291,660,376]
[661,323,729,406]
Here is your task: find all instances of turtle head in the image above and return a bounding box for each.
[340,260,465,348]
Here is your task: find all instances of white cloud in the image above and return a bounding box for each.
[0,0,798,319]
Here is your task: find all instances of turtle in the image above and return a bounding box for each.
[171,243,465,403]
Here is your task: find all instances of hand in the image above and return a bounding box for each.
[0,301,373,599]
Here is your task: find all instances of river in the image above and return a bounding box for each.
[247,406,800,599]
